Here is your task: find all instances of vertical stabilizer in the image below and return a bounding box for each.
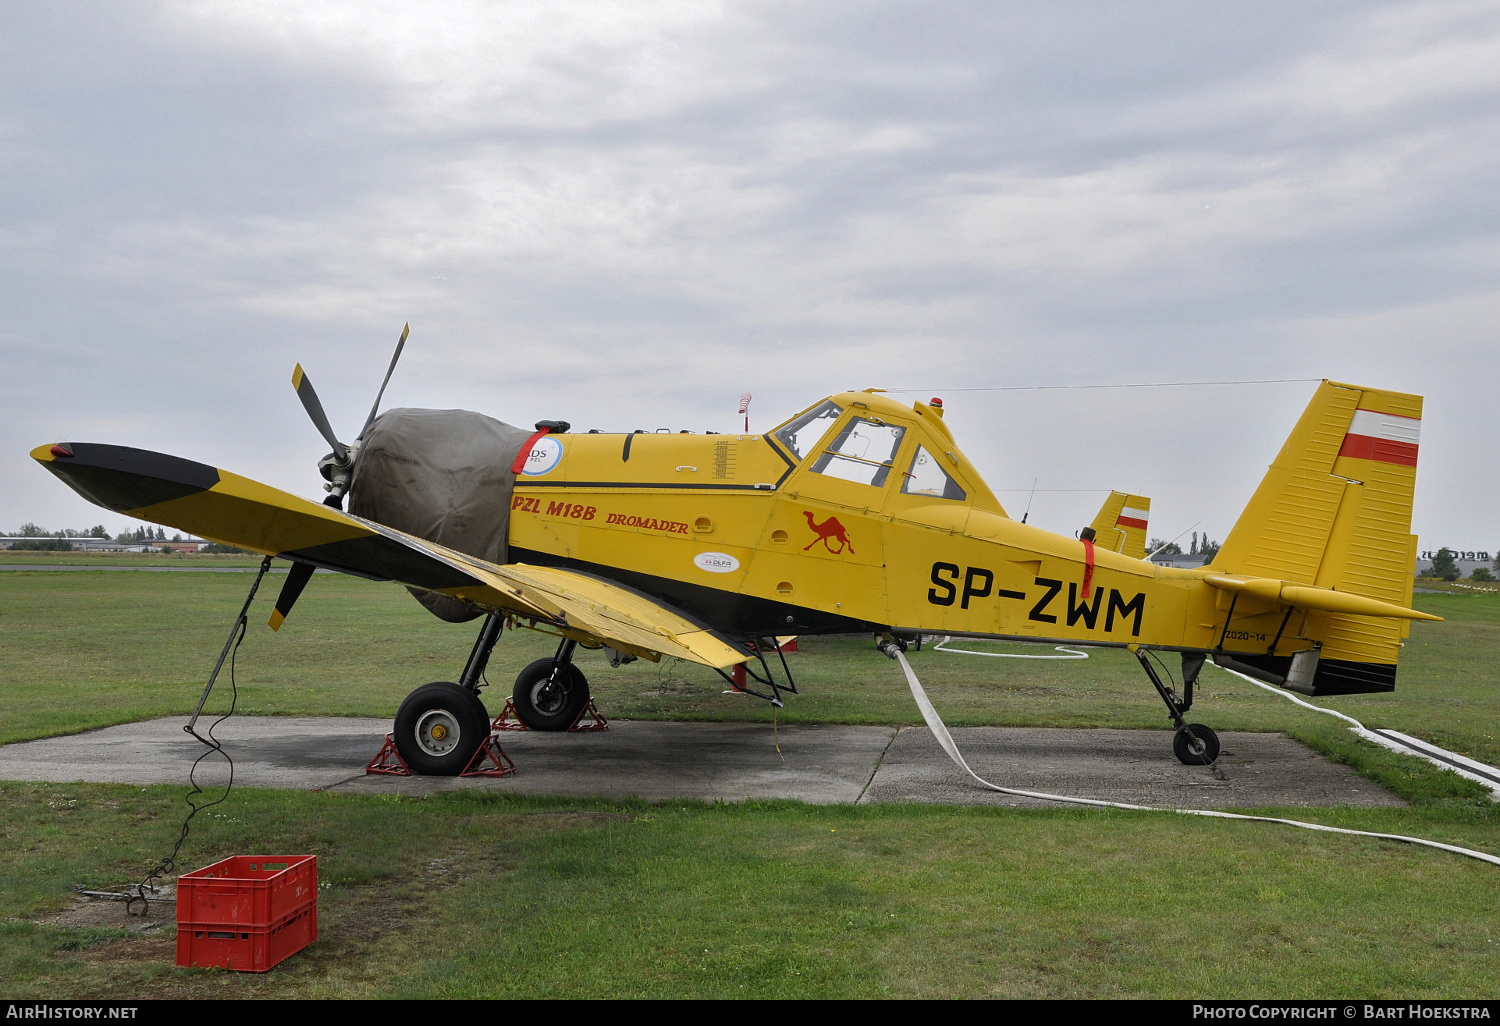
[1089,491,1151,559]
[1211,381,1423,693]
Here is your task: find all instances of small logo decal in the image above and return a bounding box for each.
[803,511,854,554]
[694,552,740,574]
[521,437,564,476]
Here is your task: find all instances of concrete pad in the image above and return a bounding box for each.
[860,726,1403,808]
[333,721,894,803]
[0,717,893,805]
[0,717,393,791]
[0,717,1403,808]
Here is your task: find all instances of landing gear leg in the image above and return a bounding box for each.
[459,613,505,692]
[1135,649,1220,766]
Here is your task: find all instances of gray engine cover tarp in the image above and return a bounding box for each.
[347,407,533,622]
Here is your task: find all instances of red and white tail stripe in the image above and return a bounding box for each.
[1338,409,1420,468]
[1116,506,1149,531]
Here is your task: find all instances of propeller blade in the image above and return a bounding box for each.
[268,560,316,632]
[291,364,349,463]
[359,322,409,440]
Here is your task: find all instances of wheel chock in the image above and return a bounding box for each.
[365,733,410,776]
[461,735,516,777]
[568,699,608,732]
[490,697,527,732]
[489,697,609,733]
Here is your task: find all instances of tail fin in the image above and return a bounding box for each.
[1211,381,1423,694]
[1089,491,1151,559]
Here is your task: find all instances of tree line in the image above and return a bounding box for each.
[1,523,234,553]
[1147,531,1221,561]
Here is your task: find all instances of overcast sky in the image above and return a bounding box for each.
[3,1,1497,551]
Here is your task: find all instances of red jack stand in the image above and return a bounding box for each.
[490,697,609,732]
[460,735,516,777]
[365,730,517,777]
[365,734,409,776]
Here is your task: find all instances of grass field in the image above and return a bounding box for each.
[0,550,267,567]
[1,568,1498,998]
[3,786,1498,999]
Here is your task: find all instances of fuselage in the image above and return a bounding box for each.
[506,391,1295,658]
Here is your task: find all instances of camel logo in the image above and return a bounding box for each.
[803,511,855,554]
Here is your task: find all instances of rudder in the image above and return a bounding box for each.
[1211,381,1423,694]
[1089,491,1151,559]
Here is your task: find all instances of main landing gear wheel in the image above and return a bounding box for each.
[1173,723,1221,766]
[393,682,489,775]
[512,658,590,731]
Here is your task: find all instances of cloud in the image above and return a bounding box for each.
[1,1,1497,549]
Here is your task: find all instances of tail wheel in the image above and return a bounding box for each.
[1174,723,1221,765]
[512,658,590,731]
[393,682,489,775]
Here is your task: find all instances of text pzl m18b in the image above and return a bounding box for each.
[34,329,1436,774]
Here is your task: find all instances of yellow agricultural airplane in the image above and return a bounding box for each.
[32,336,1436,775]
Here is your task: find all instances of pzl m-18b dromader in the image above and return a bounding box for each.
[35,330,1435,775]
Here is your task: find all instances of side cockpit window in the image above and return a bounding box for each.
[901,444,967,500]
[774,400,843,460]
[811,417,906,488]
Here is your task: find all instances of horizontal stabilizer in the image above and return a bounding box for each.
[1203,574,1441,622]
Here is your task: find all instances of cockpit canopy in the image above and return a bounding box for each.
[770,393,976,506]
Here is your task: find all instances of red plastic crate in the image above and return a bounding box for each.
[175,855,316,928]
[176,903,317,973]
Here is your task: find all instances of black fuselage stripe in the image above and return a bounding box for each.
[507,545,881,638]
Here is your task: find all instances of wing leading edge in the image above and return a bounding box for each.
[32,442,748,669]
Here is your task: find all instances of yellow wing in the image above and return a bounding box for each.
[32,442,749,669]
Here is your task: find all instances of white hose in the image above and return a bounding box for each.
[1214,664,1500,797]
[892,649,1500,868]
[933,637,1088,660]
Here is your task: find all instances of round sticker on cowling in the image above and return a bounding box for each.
[693,552,740,574]
[521,437,563,476]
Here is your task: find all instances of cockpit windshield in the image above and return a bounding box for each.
[812,417,905,488]
[901,444,966,500]
[773,400,843,460]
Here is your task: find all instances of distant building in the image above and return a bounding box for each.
[1415,548,1492,578]
[1145,546,1495,578]
[0,537,129,552]
[0,536,209,553]
[1148,554,1211,569]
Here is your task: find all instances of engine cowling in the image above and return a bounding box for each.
[347,407,533,621]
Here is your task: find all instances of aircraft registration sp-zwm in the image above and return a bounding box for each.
[33,332,1437,775]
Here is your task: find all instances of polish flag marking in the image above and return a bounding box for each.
[1116,506,1149,530]
[1338,409,1420,468]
